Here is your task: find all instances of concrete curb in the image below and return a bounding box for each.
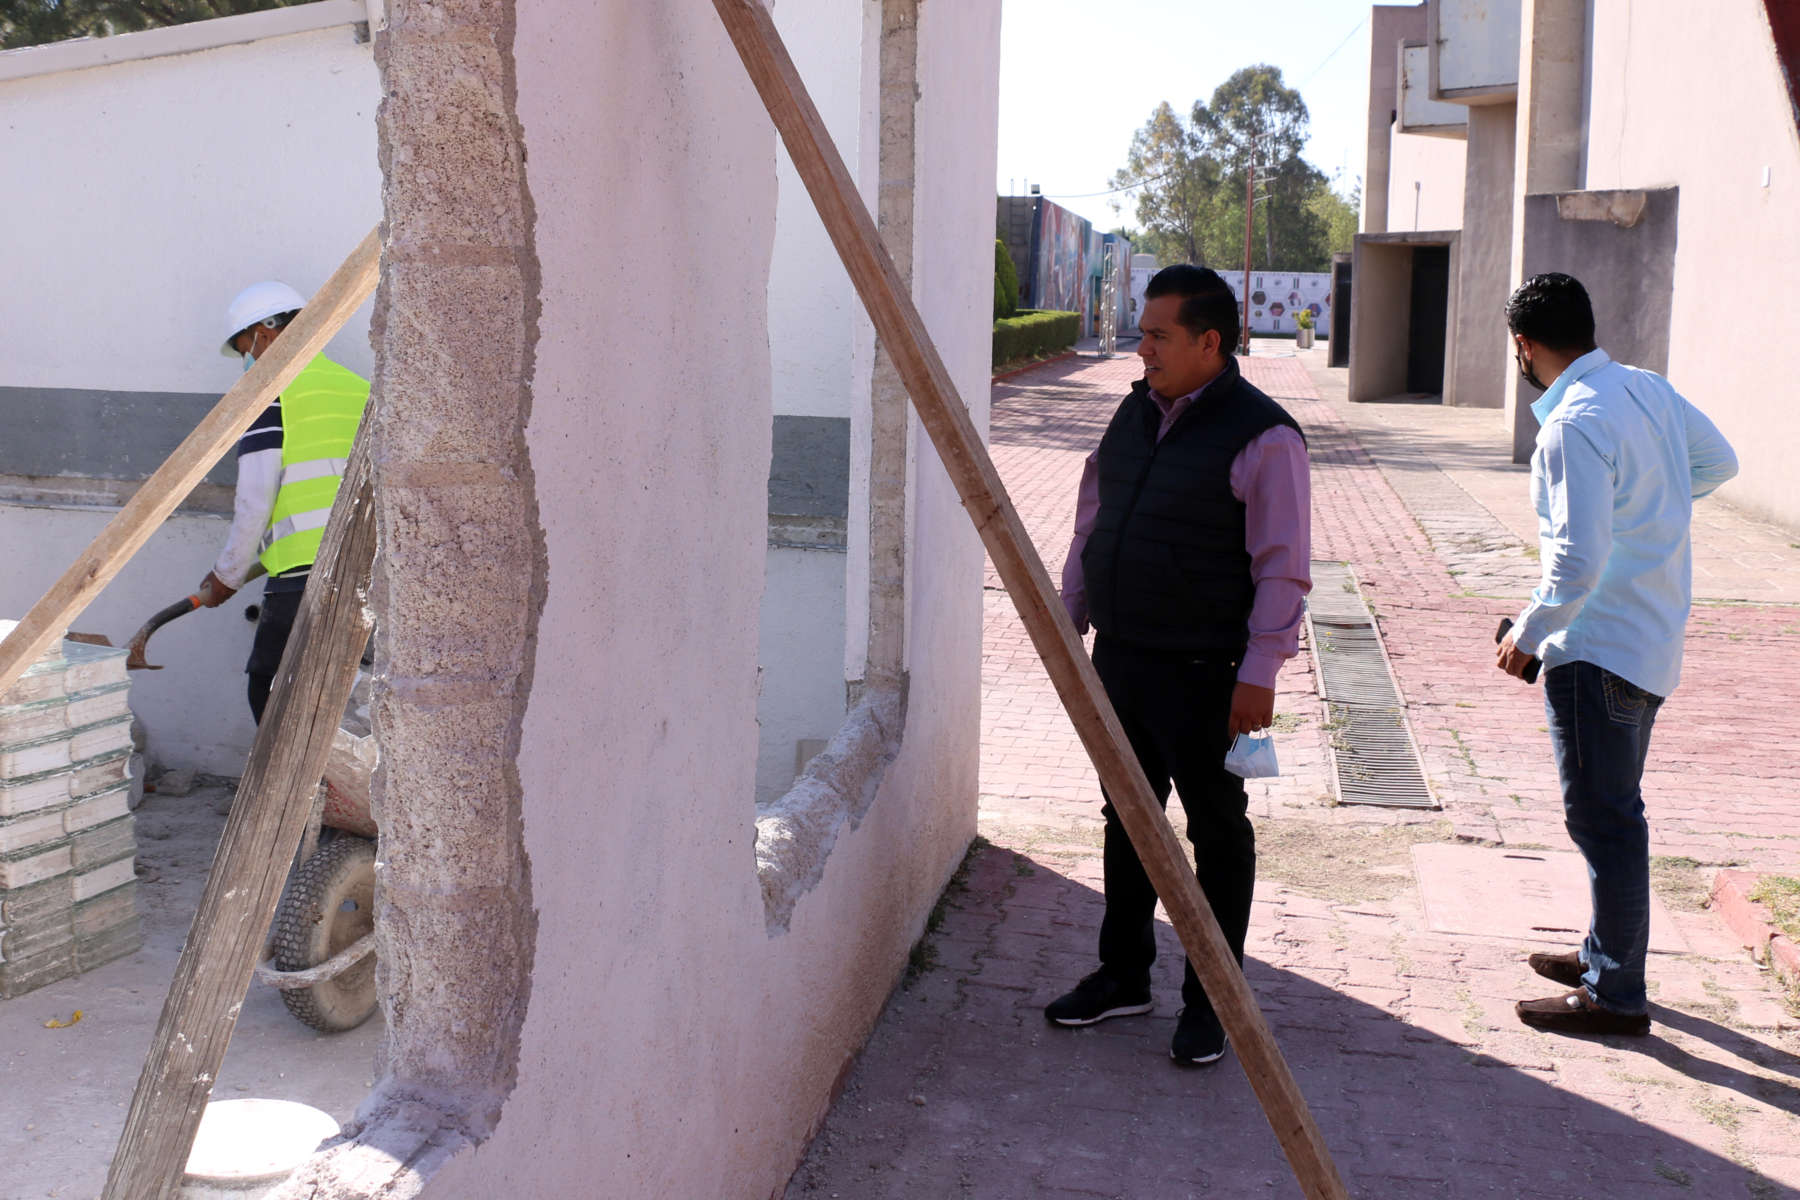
[991,349,1077,382]
[1711,868,1800,990]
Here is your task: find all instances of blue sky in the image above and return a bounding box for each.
[996,0,1376,230]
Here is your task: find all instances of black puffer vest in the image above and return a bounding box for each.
[1081,357,1302,653]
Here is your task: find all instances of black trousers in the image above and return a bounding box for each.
[246,587,303,724]
[1093,636,1253,1014]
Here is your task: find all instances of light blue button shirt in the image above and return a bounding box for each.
[1511,349,1738,697]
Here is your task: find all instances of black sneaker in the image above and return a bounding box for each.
[1170,1006,1228,1066]
[1044,970,1153,1026]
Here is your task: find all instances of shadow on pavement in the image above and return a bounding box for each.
[1635,1005,1800,1101]
[786,840,1797,1199]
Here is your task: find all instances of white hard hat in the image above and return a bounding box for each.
[220,280,308,356]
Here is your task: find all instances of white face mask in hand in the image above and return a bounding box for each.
[1224,731,1279,779]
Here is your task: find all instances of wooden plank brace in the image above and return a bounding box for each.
[102,432,381,1198]
[708,3,1349,1197]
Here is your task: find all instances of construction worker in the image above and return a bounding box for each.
[196,281,370,724]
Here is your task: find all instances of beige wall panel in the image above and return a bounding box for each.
[1582,0,1800,525]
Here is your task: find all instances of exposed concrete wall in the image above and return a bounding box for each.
[1445,102,1517,408]
[1430,0,1522,100]
[1399,42,1470,133]
[1349,232,1461,402]
[1386,124,1468,231]
[1581,0,1800,526]
[865,0,920,694]
[1364,4,1430,234]
[1504,0,1587,459]
[1519,189,1679,377]
[278,0,998,1195]
[1350,240,1415,401]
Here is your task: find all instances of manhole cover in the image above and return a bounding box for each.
[1412,844,1686,953]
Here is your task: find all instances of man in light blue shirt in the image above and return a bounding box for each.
[1497,273,1738,1036]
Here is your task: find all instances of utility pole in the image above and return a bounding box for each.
[1240,135,1255,355]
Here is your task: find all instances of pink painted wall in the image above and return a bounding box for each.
[413,2,1000,1196]
[1583,0,1800,527]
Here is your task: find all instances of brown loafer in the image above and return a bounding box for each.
[1527,949,1584,989]
[1516,988,1649,1036]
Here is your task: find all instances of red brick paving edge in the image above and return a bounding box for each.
[1710,868,1800,990]
[991,349,1079,382]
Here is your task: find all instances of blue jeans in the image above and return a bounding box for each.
[1543,661,1664,1015]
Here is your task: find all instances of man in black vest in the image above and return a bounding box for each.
[1047,265,1312,1066]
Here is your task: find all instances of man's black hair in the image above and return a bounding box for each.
[1143,264,1238,353]
[1505,273,1597,353]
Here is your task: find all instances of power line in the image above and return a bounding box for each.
[1038,167,1180,201]
[1296,17,1366,89]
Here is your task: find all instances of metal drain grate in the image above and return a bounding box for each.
[1307,562,1437,809]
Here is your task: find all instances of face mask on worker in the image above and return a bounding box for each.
[242,351,256,373]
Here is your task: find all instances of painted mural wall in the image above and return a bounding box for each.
[1028,198,1091,326]
[1227,270,1334,336]
[1002,197,1134,337]
[1124,260,1329,339]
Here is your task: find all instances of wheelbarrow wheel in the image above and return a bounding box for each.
[272,834,378,1032]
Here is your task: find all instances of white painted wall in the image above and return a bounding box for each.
[768,2,879,425]
[425,1,999,1196]
[1387,124,1468,232]
[757,0,880,801]
[1582,0,1800,527]
[757,545,848,803]
[1129,257,1158,329]
[0,504,257,772]
[0,16,380,775]
[0,20,380,394]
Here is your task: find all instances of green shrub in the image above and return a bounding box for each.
[992,309,1079,370]
[993,238,1020,319]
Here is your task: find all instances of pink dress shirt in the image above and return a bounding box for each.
[1060,379,1312,690]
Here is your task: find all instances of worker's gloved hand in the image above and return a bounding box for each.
[196,571,237,608]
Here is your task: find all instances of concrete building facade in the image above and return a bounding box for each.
[1352,0,1800,529]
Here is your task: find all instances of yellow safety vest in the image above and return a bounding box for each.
[258,355,369,577]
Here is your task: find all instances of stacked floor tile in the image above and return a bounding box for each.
[0,630,139,1000]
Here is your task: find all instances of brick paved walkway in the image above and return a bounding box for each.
[786,349,1800,1199]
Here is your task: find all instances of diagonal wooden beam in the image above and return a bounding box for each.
[0,226,381,700]
[102,436,380,1200]
[709,3,1348,1196]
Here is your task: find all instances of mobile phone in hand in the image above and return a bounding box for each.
[1495,618,1542,684]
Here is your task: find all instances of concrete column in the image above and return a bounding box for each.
[862,0,918,693]
[1363,5,1430,235]
[1505,0,1587,458]
[365,0,540,1131]
[1447,102,1517,408]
